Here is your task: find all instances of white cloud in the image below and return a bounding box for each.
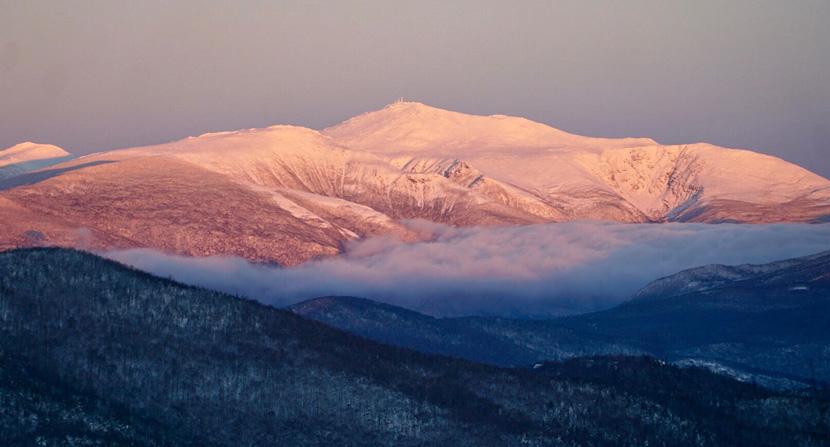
[104,222,830,317]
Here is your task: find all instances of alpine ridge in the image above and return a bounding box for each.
[291,249,830,388]
[325,102,830,223]
[1,102,828,264]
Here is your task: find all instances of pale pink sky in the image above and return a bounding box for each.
[2,0,828,176]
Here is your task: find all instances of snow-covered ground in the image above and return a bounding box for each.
[1,101,829,266]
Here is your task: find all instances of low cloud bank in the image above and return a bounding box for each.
[105,222,830,317]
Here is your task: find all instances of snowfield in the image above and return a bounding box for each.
[1,101,829,265]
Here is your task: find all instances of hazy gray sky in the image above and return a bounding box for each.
[2,0,828,176]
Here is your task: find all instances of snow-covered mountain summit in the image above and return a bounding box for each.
[324,100,657,155]
[0,141,69,165]
[326,102,830,222]
[0,102,828,264]
[0,142,71,180]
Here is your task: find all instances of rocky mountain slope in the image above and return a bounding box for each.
[1,248,827,446]
[1,102,828,264]
[326,101,830,223]
[292,250,830,387]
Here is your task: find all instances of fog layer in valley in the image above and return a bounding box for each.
[106,222,830,317]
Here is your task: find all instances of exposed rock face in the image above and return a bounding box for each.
[325,102,830,223]
[1,102,828,264]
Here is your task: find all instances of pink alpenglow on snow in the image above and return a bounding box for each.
[0,102,828,267]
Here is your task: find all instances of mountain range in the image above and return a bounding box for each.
[291,249,830,389]
[2,248,827,446]
[2,101,829,265]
